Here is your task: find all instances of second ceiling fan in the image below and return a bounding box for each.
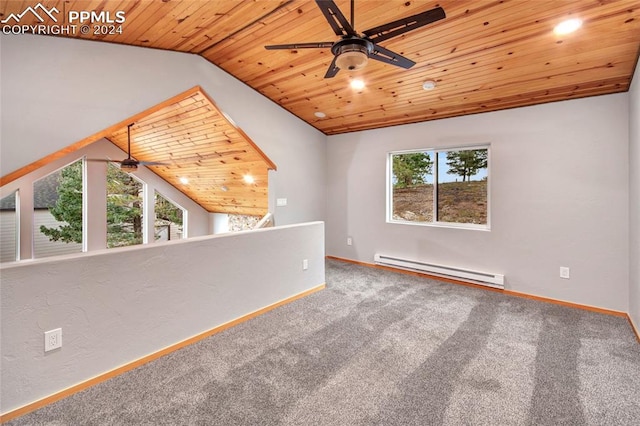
[265,0,446,78]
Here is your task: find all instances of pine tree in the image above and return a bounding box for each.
[40,162,145,248]
[445,149,487,182]
[106,163,143,248]
[154,193,183,226]
[39,161,83,243]
[393,152,432,188]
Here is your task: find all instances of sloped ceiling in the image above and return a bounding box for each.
[105,88,276,216]
[1,0,638,135]
[0,86,276,216]
[2,0,639,214]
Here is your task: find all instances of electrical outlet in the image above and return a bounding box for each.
[303,259,308,270]
[44,328,62,352]
[276,198,287,207]
[347,237,353,246]
[560,267,570,279]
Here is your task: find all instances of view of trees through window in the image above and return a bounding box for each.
[107,163,144,248]
[2,160,191,261]
[391,147,488,226]
[154,191,184,241]
[36,160,84,258]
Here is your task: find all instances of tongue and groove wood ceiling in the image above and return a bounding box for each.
[2,0,639,214]
[107,88,276,216]
[3,0,637,135]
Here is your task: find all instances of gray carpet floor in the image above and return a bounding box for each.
[7,259,640,425]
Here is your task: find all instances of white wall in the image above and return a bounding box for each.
[0,34,326,226]
[326,94,630,312]
[0,221,325,413]
[630,60,640,331]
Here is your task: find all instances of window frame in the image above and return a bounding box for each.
[32,158,86,259]
[154,190,187,241]
[387,144,491,231]
[106,162,147,249]
[0,190,19,263]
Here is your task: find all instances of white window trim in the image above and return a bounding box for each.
[107,162,147,248]
[387,144,491,231]
[32,157,86,259]
[154,190,188,240]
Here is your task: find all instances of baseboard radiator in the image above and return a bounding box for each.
[374,254,505,289]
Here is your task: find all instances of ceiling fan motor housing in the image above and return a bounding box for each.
[332,38,373,71]
[120,158,139,172]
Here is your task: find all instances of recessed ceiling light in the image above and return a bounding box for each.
[422,80,437,91]
[179,177,189,184]
[314,111,327,118]
[554,18,582,35]
[243,174,255,184]
[350,79,365,90]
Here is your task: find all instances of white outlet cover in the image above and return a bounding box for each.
[560,267,570,279]
[303,259,308,270]
[45,328,62,352]
[276,198,287,207]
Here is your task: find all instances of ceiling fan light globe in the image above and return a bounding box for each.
[335,44,369,71]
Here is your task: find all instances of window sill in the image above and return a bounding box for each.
[387,219,490,232]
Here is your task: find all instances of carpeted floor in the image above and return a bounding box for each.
[7,259,640,425]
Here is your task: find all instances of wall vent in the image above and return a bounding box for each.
[374,254,504,289]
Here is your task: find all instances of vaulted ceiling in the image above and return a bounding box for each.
[2,0,637,135]
[106,88,275,216]
[0,86,276,216]
[2,0,639,215]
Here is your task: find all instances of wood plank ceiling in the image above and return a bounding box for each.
[106,88,276,216]
[1,0,639,215]
[2,0,637,135]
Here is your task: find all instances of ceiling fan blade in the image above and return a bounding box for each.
[86,159,123,163]
[369,44,416,69]
[265,42,334,50]
[315,0,357,37]
[138,161,167,166]
[87,158,166,167]
[324,56,340,78]
[363,6,445,44]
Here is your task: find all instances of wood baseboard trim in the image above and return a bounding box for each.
[628,315,640,343]
[501,289,627,317]
[0,283,326,423]
[326,255,628,318]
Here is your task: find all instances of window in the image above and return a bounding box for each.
[34,159,84,258]
[389,146,489,228]
[0,191,18,262]
[154,191,185,241]
[107,163,144,248]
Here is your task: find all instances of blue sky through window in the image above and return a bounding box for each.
[411,150,488,184]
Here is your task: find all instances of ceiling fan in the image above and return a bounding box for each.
[265,0,446,78]
[88,123,166,172]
